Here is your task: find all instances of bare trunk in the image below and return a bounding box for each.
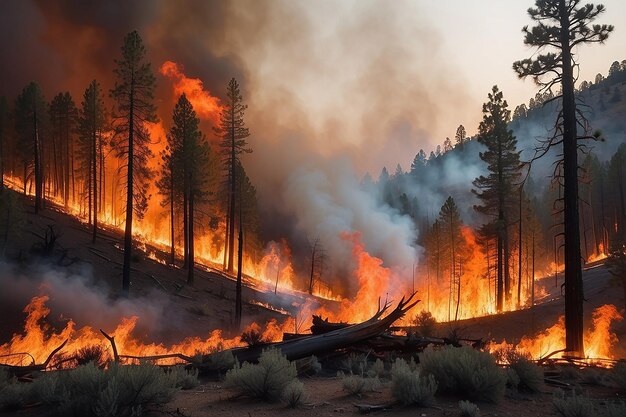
[122,81,135,297]
[560,0,584,355]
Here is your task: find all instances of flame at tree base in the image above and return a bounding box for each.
[488,304,623,362]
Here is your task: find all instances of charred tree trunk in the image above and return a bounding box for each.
[227,117,236,274]
[169,166,175,264]
[33,103,42,213]
[517,186,523,307]
[187,176,195,285]
[496,222,504,312]
[92,120,98,243]
[560,0,584,355]
[122,84,134,297]
[235,195,243,329]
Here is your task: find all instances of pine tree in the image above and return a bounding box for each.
[170,94,214,285]
[214,78,251,276]
[77,80,107,243]
[110,31,158,296]
[15,82,47,213]
[513,0,612,355]
[438,196,464,321]
[49,92,78,208]
[455,125,467,148]
[472,86,521,312]
[214,78,251,329]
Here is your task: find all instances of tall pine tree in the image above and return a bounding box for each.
[78,80,107,243]
[15,82,47,213]
[513,0,612,355]
[110,31,158,296]
[472,86,521,312]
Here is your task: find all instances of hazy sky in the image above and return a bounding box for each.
[0,0,624,176]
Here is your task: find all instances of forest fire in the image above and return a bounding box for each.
[488,304,623,363]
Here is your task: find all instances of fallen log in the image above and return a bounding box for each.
[310,315,349,334]
[199,293,419,373]
[0,339,68,377]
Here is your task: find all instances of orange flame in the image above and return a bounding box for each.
[488,304,623,361]
[159,61,223,124]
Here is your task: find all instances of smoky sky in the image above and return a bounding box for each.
[0,1,506,285]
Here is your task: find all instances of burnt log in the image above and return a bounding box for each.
[199,293,419,372]
[310,315,350,334]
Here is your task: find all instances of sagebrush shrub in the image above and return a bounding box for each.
[390,358,437,406]
[282,380,307,408]
[419,346,506,403]
[338,372,381,396]
[201,349,236,373]
[553,390,594,417]
[224,348,297,401]
[603,401,626,417]
[169,365,199,390]
[458,400,480,417]
[509,358,543,392]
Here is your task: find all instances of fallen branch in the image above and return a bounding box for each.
[119,353,197,364]
[100,329,119,362]
[200,293,419,372]
[0,339,68,377]
[353,403,394,414]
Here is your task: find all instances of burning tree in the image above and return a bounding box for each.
[513,0,613,355]
[215,78,251,275]
[49,92,78,209]
[215,78,251,329]
[472,86,521,312]
[162,93,216,285]
[14,82,47,213]
[77,80,108,243]
[110,31,158,296]
[438,196,465,321]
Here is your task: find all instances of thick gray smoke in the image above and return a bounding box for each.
[0,262,180,343]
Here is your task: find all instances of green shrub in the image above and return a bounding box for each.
[201,349,236,374]
[282,380,307,408]
[224,348,297,401]
[413,311,437,337]
[553,390,594,417]
[367,358,388,378]
[458,400,480,417]
[19,362,178,416]
[170,365,199,390]
[390,358,437,406]
[419,346,506,403]
[509,358,543,392]
[505,368,520,388]
[338,372,381,396]
[603,401,626,417]
[0,380,32,411]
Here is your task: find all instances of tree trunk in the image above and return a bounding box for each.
[235,196,243,329]
[33,103,41,213]
[187,177,194,285]
[517,186,523,307]
[92,115,98,243]
[228,118,236,273]
[309,240,317,295]
[497,226,504,312]
[560,0,584,355]
[122,82,135,297]
[169,166,175,264]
